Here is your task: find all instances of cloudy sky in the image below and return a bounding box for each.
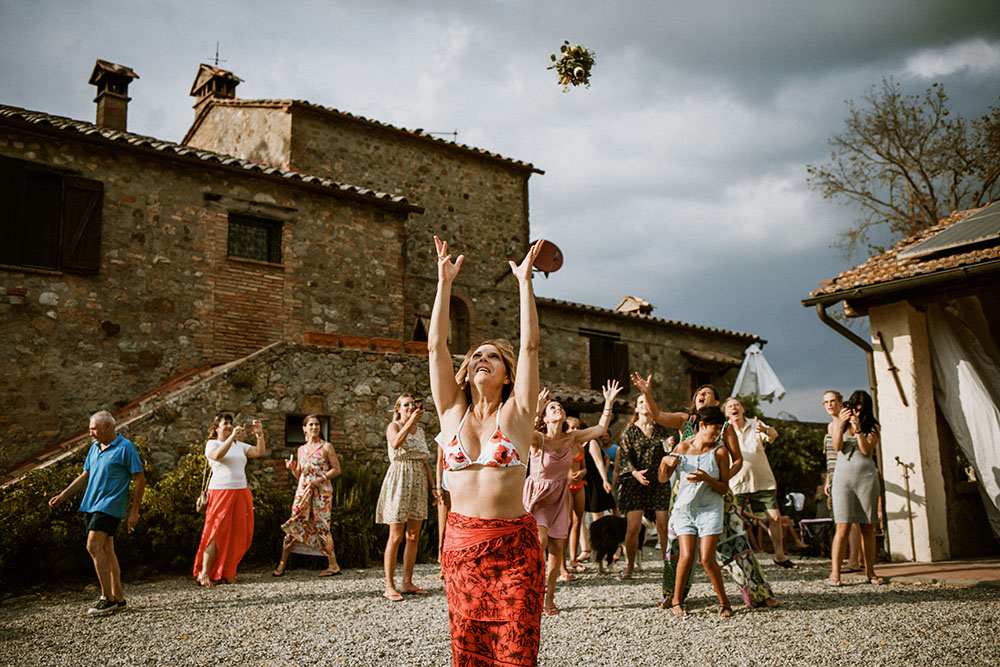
[3,0,999,421]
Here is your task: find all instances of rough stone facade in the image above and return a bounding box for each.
[105,342,438,485]
[185,100,537,349]
[537,298,757,410]
[3,66,762,480]
[0,117,411,469]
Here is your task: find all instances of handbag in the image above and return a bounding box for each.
[195,457,212,512]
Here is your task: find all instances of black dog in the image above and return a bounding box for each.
[589,515,645,574]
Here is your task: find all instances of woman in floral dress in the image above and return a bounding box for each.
[272,414,342,577]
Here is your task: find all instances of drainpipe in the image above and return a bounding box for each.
[813,302,890,557]
[814,303,877,413]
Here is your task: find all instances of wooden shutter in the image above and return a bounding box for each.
[612,341,631,391]
[61,176,103,274]
[0,160,26,266]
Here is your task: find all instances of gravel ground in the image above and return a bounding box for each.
[2,551,998,666]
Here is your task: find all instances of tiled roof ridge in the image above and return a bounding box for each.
[0,103,417,209]
[536,296,762,342]
[810,205,993,297]
[209,98,543,174]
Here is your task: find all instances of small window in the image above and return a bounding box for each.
[583,329,629,392]
[689,370,713,396]
[284,414,330,445]
[228,213,282,263]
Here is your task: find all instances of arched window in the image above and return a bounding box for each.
[449,296,470,353]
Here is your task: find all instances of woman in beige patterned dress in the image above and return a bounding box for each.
[376,395,440,600]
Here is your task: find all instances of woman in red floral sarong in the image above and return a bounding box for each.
[429,236,545,667]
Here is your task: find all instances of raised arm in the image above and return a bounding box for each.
[658,452,680,483]
[207,425,246,461]
[507,240,543,427]
[630,372,688,430]
[387,408,424,450]
[573,380,624,443]
[428,238,466,420]
[247,420,267,458]
[722,423,743,480]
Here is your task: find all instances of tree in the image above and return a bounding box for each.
[807,77,1000,257]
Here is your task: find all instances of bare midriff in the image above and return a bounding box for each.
[447,465,528,519]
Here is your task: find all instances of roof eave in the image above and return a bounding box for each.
[802,257,1000,308]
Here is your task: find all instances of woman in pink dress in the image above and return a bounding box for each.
[273,414,342,577]
[526,382,622,615]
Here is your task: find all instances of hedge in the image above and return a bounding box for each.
[0,439,439,595]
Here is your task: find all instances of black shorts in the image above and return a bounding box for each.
[85,511,121,536]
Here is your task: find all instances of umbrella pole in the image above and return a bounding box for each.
[894,456,916,562]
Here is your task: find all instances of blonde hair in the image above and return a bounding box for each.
[392,395,414,422]
[454,339,517,403]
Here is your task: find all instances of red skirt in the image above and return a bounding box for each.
[442,513,545,667]
[193,488,254,582]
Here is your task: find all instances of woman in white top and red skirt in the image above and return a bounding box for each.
[194,412,266,587]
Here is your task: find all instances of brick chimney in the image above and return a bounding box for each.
[190,63,242,117]
[88,60,139,131]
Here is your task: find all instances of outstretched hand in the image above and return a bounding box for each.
[603,379,623,403]
[630,372,651,395]
[536,387,550,415]
[434,236,464,283]
[509,240,544,282]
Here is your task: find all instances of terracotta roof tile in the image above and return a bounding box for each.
[0,104,418,211]
[810,205,1000,298]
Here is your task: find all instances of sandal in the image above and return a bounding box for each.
[318,567,342,577]
[434,571,445,580]
[197,573,214,588]
[670,602,686,617]
[384,591,404,602]
[868,576,888,585]
[567,562,586,573]
[557,573,577,582]
[772,558,798,569]
[615,572,632,581]
[271,562,287,577]
[543,604,559,616]
[718,603,732,618]
[826,579,842,587]
[577,550,591,562]
[401,586,428,595]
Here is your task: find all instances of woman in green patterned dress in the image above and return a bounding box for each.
[631,373,779,608]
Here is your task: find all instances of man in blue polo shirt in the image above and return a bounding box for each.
[49,410,145,615]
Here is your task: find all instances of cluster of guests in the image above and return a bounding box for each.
[48,236,885,667]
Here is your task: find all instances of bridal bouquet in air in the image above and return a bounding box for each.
[548,41,595,92]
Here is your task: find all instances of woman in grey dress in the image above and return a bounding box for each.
[828,390,886,586]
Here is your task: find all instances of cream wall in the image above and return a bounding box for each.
[868,301,950,561]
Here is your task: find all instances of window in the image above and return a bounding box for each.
[449,296,470,352]
[0,158,103,273]
[582,328,629,391]
[284,414,330,445]
[227,213,282,263]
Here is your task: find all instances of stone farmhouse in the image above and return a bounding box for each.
[1,61,760,485]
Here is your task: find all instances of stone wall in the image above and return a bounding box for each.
[111,341,439,488]
[0,124,409,467]
[537,301,754,411]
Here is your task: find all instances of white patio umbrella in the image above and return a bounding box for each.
[732,344,786,401]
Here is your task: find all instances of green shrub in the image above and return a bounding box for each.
[1,442,441,594]
[736,395,827,519]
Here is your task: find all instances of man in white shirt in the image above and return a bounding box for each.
[724,397,798,569]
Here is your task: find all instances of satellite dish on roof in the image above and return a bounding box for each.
[531,239,563,277]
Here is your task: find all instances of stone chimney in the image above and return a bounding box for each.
[614,296,655,315]
[89,60,139,131]
[190,63,242,117]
